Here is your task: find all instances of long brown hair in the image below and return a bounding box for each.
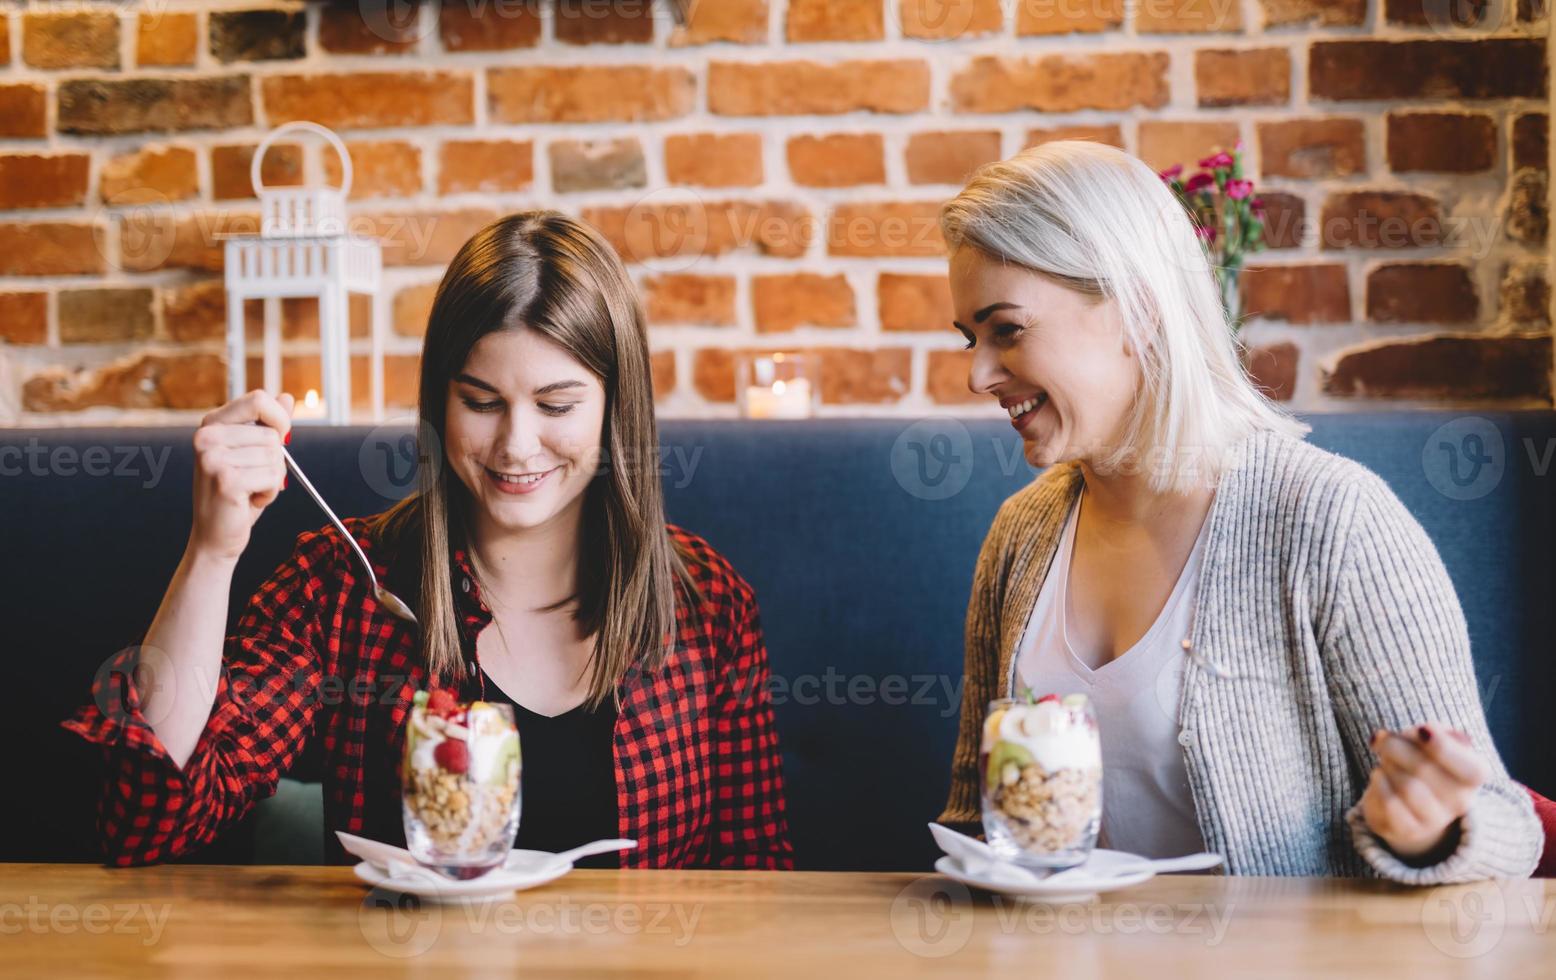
[371,211,699,707]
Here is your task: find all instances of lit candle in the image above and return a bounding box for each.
[292,388,326,420]
[744,377,814,419]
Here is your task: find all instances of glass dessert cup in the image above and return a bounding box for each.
[980,694,1102,870]
[402,690,522,880]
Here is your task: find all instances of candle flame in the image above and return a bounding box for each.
[303,389,320,408]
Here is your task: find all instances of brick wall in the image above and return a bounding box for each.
[0,0,1549,425]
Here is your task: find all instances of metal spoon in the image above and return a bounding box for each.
[281,446,418,624]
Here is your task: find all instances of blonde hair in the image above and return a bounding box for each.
[940,140,1307,493]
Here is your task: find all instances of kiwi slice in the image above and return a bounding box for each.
[984,740,1034,792]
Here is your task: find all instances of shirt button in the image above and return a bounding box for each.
[1177,730,1194,747]
[461,577,471,593]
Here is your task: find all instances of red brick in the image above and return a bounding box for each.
[927,350,979,404]
[788,134,885,188]
[651,351,676,398]
[642,274,737,326]
[828,202,945,258]
[556,0,655,44]
[1196,49,1291,108]
[670,0,768,45]
[160,280,245,342]
[364,208,501,268]
[1500,262,1549,328]
[879,274,955,332]
[489,66,694,123]
[1322,335,1551,401]
[753,274,856,332]
[905,131,1002,185]
[1514,114,1548,172]
[665,134,764,188]
[1259,192,1308,250]
[136,11,198,67]
[1135,0,1243,32]
[710,60,930,116]
[0,14,8,66]
[58,78,253,135]
[1241,264,1350,324]
[439,1,540,50]
[550,139,647,193]
[0,155,90,210]
[271,295,373,341]
[393,282,439,337]
[24,353,226,412]
[263,72,474,129]
[1137,121,1241,172]
[59,288,155,344]
[1384,0,1489,25]
[951,54,1169,113]
[0,293,48,345]
[788,0,884,40]
[817,348,911,404]
[23,12,120,69]
[1015,0,1124,34]
[585,201,812,264]
[0,85,47,138]
[1024,125,1126,149]
[0,223,105,276]
[1310,40,1546,101]
[209,10,304,63]
[101,146,199,204]
[1244,343,1298,402]
[211,143,303,200]
[118,210,260,273]
[324,141,424,199]
[439,141,534,194]
[1258,118,1365,179]
[693,348,738,402]
[1261,0,1364,26]
[903,0,1004,38]
[1320,192,1443,250]
[1366,263,1478,325]
[1387,113,1496,173]
[319,3,423,53]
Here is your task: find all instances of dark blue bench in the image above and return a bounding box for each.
[5,414,1553,869]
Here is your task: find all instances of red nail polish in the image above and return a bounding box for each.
[1417,726,1432,743]
[282,476,288,490]
[284,429,292,445]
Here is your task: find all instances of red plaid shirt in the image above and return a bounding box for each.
[63,520,794,870]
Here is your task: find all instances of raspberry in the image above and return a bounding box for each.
[427,689,457,717]
[433,738,469,774]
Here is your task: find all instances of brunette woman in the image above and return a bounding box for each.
[67,212,793,869]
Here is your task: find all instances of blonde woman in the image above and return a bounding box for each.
[66,212,793,870]
[937,141,1540,882]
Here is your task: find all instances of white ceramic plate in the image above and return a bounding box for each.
[935,854,1157,902]
[353,850,573,902]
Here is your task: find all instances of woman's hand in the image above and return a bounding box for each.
[1360,723,1488,862]
[189,390,294,562]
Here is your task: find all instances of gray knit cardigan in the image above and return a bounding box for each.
[939,429,1541,883]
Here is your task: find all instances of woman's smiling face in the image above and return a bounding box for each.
[949,245,1139,470]
[443,326,607,536]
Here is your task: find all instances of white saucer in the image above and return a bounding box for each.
[353,849,573,902]
[935,852,1157,903]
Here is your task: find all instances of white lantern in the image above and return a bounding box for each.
[222,121,385,424]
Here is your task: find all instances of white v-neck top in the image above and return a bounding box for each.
[1013,490,1211,859]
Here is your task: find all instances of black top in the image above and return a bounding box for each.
[476,671,621,869]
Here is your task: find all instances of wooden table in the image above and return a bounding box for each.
[3,864,1552,977]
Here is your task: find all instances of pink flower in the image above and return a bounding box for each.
[1250,197,1266,215]
[1159,164,1183,182]
[1198,151,1234,170]
[1226,179,1254,200]
[1194,224,1218,244]
[1184,172,1215,193]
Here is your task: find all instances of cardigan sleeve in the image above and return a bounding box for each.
[1324,475,1542,883]
[937,503,1009,831]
